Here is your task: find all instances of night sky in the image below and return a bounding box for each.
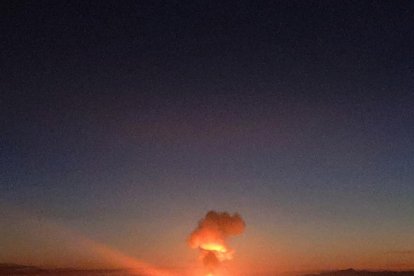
[1,1,414,274]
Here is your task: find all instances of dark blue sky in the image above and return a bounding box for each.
[1,0,414,272]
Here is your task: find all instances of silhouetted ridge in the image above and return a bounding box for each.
[305,268,414,276]
[0,263,129,275]
[0,263,45,274]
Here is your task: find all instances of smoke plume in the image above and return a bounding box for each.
[188,211,245,274]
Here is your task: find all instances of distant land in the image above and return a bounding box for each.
[305,268,414,276]
[1,265,414,276]
[0,263,130,275]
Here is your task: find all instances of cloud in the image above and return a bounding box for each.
[187,211,245,273]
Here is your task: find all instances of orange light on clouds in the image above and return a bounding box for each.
[188,211,246,275]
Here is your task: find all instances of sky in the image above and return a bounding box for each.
[1,1,414,275]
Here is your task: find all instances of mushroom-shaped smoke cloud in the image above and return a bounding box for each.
[188,211,245,274]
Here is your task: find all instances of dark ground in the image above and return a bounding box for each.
[305,268,414,276]
[0,264,131,275]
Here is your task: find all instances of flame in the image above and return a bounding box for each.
[199,242,234,265]
[200,243,227,253]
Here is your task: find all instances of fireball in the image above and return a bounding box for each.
[187,211,245,275]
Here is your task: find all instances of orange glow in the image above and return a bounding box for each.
[199,242,234,263]
[188,211,246,275]
[82,239,171,276]
[200,243,227,253]
[1,205,172,276]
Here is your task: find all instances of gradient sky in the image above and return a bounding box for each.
[1,1,414,274]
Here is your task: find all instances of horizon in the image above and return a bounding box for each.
[1,263,414,276]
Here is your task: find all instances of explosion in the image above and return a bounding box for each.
[188,211,245,275]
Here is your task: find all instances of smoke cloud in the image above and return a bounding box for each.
[188,211,245,274]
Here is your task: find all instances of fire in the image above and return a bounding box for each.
[188,211,245,275]
[200,243,227,253]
